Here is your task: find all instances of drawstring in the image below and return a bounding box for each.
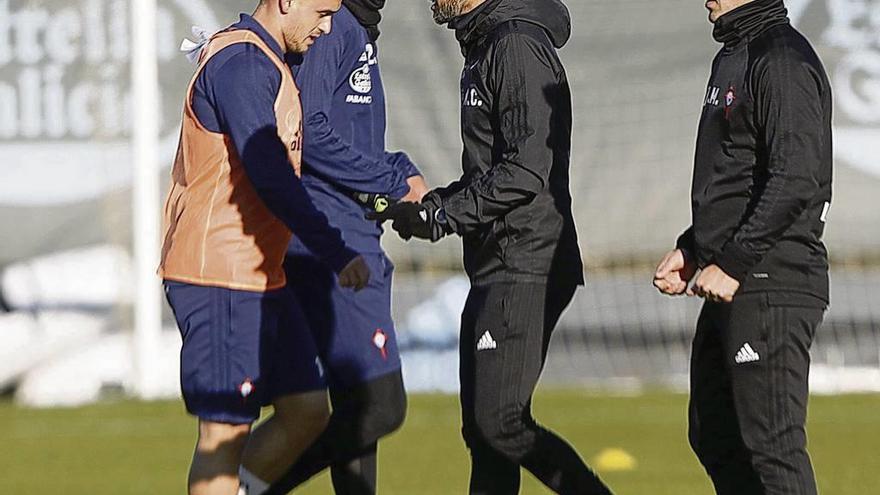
[179,26,217,64]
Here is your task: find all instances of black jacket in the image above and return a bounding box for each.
[425,0,583,284]
[678,0,832,302]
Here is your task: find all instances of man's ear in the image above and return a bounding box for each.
[279,0,294,15]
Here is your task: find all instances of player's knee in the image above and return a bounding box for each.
[469,407,530,458]
[344,372,406,443]
[298,401,331,436]
[688,424,716,468]
[740,426,801,467]
[689,430,743,472]
[197,420,250,454]
[687,422,701,455]
[273,390,331,437]
[342,372,407,443]
[303,403,331,435]
[461,408,502,448]
[386,393,407,434]
[371,375,407,436]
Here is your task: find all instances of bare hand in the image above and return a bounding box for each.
[400,175,429,203]
[337,255,370,291]
[689,264,739,303]
[653,249,697,296]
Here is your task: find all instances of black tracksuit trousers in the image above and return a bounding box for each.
[459,280,612,495]
[689,292,824,495]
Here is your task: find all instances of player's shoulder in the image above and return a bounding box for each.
[749,23,821,70]
[329,6,365,42]
[487,21,559,72]
[204,42,280,85]
[210,41,276,70]
[490,20,553,50]
[747,23,827,95]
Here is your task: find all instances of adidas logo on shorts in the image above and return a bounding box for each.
[477,331,497,351]
[734,343,760,364]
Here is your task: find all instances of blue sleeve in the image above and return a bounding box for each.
[386,151,422,181]
[296,31,416,199]
[208,47,357,273]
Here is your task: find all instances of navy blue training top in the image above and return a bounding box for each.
[286,6,421,257]
[190,14,356,273]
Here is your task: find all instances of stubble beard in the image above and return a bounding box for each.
[283,27,308,55]
[432,0,465,24]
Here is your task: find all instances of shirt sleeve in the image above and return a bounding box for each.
[386,151,422,180]
[436,33,557,235]
[295,32,413,199]
[209,47,357,273]
[713,45,827,282]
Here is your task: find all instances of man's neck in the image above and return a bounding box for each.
[252,6,286,53]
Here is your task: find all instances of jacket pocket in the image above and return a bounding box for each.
[492,216,510,264]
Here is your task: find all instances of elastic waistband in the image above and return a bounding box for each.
[737,289,828,308]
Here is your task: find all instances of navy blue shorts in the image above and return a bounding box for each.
[284,251,401,390]
[163,281,326,425]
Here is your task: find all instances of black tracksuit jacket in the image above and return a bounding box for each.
[425,0,583,285]
[677,0,832,303]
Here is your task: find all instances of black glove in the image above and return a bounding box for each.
[365,201,450,242]
[352,192,396,213]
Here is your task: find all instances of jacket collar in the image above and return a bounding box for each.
[449,0,571,53]
[712,0,789,48]
[448,0,502,49]
[343,0,386,41]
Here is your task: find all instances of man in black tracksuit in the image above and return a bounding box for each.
[370,0,612,493]
[653,0,832,493]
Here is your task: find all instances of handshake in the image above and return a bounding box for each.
[365,195,451,242]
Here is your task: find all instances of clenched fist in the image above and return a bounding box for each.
[337,255,370,291]
[689,264,740,303]
[653,248,697,296]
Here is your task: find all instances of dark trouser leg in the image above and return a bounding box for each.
[264,371,406,495]
[689,301,764,495]
[460,284,521,495]
[460,282,612,495]
[329,443,378,495]
[690,295,821,495]
[467,441,521,494]
[730,298,821,495]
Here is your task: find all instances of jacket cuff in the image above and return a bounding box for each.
[675,228,695,253]
[714,241,762,283]
[422,191,457,235]
[324,246,360,275]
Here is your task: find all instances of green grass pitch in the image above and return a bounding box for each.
[1,391,877,493]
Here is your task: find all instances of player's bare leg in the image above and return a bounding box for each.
[240,391,330,490]
[189,421,251,495]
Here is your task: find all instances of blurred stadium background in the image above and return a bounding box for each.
[1,0,879,492]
